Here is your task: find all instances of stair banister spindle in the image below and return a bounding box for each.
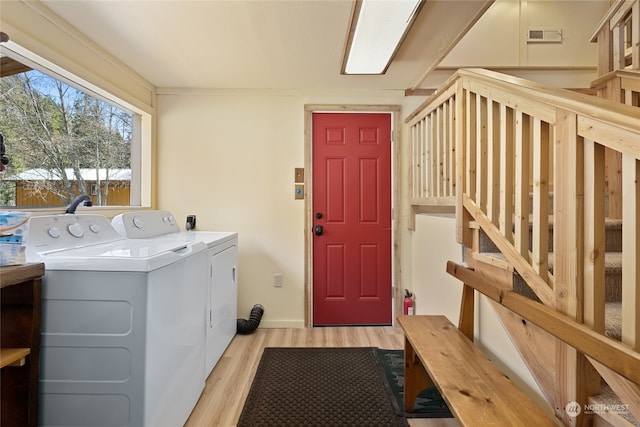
[532,118,551,283]
[621,153,640,350]
[583,138,607,335]
[514,111,531,261]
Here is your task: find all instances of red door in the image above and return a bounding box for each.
[312,112,392,326]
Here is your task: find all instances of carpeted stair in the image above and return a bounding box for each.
[589,382,640,427]
[477,217,623,340]
[475,214,638,426]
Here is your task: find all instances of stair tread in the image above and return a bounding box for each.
[605,302,622,341]
[590,381,639,426]
[479,251,622,270]
[525,215,622,228]
[471,216,623,228]
[478,214,623,254]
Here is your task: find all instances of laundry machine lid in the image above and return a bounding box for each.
[36,239,207,272]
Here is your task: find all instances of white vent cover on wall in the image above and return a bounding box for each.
[527,28,563,43]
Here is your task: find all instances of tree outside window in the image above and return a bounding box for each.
[0,68,132,207]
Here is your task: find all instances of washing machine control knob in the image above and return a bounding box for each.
[163,215,174,224]
[68,222,85,238]
[132,218,144,229]
[89,224,101,233]
[47,227,61,238]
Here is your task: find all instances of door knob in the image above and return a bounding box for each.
[315,212,323,219]
[314,225,323,236]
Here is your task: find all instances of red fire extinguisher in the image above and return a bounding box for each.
[404,290,414,315]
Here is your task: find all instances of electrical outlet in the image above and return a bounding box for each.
[273,273,283,287]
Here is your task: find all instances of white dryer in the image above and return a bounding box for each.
[26,214,207,427]
[112,210,238,376]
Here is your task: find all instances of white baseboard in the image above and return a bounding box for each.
[258,320,305,329]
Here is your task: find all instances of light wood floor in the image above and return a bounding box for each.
[185,327,458,426]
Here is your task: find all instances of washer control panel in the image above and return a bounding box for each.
[26,214,124,259]
[111,210,180,239]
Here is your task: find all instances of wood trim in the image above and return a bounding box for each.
[405,83,458,125]
[590,69,640,90]
[458,284,475,341]
[589,0,630,42]
[436,65,597,72]
[339,0,362,75]
[583,139,606,334]
[408,68,638,133]
[404,88,436,97]
[578,116,640,158]
[553,109,583,319]
[408,204,455,231]
[489,301,558,413]
[621,153,640,349]
[446,262,640,386]
[455,80,467,245]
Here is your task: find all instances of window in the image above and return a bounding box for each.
[0,49,143,209]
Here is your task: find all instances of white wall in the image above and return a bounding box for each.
[442,0,607,67]
[155,90,407,327]
[407,214,554,418]
[406,214,463,320]
[421,0,610,89]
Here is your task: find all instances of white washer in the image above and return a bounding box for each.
[26,214,207,427]
[112,211,238,376]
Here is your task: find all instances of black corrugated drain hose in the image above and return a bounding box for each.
[237,304,264,334]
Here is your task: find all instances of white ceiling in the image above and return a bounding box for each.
[40,0,493,91]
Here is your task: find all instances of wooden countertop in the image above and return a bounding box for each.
[0,263,45,288]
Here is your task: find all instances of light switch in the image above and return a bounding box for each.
[295,184,304,200]
[294,168,304,183]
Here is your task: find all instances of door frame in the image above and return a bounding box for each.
[303,104,402,327]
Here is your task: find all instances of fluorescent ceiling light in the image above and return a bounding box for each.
[343,0,423,75]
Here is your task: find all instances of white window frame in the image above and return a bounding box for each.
[0,41,152,213]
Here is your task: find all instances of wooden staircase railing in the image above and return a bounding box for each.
[591,0,640,222]
[405,67,640,425]
[591,69,640,106]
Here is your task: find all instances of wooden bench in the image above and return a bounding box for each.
[399,268,555,427]
[398,315,556,426]
[399,260,640,426]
